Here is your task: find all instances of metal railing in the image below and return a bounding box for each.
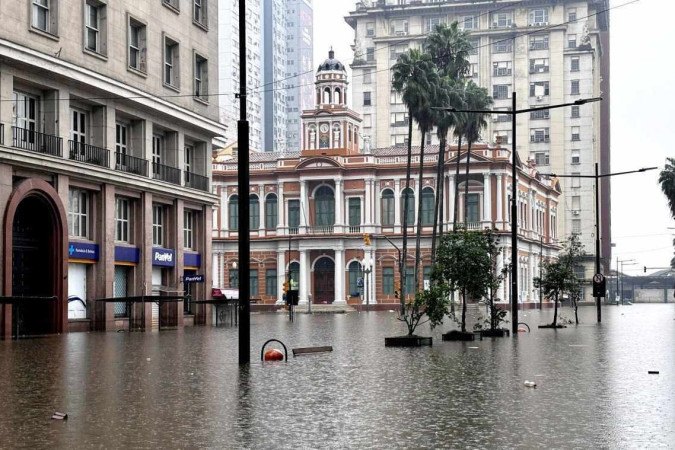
[308,225,334,235]
[12,126,62,157]
[69,141,109,167]
[289,227,299,235]
[184,171,209,191]
[115,152,148,177]
[348,225,361,233]
[152,162,181,185]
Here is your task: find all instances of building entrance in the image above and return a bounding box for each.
[313,257,335,304]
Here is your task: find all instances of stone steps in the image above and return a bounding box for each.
[302,303,356,314]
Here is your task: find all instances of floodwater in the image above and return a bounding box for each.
[0,305,673,449]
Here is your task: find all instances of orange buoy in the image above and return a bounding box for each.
[517,327,528,333]
[263,349,284,361]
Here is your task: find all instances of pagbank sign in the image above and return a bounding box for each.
[152,248,175,267]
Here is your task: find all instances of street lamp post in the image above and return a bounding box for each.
[363,258,374,307]
[436,95,602,334]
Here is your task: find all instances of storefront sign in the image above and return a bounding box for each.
[152,248,175,267]
[68,242,99,261]
[184,252,202,268]
[115,246,140,264]
[183,274,204,283]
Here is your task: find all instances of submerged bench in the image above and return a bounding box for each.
[292,346,333,357]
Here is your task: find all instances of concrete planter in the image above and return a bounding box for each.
[384,335,433,347]
[442,330,475,341]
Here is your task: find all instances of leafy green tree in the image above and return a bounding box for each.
[392,48,438,308]
[424,21,472,79]
[481,229,509,331]
[658,158,675,267]
[398,281,450,336]
[435,229,492,332]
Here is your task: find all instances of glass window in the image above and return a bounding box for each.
[348,261,363,296]
[164,36,179,87]
[571,80,580,95]
[193,0,207,27]
[115,197,130,242]
[228,195,239,231]
[571,105,580,118]
[250,269,259,296]
[421,187,434,226]
[363,92,371,106]
[405,266,415,295]
[184,210,194,250]
[529,35,549,50]
[229,268,239,288]
[69,189,89,238]
[529,9,548,25]
[381,189,394,226]
[314,186,335,226]
[265,269,277,296]
[492,39,512,53]
[194,53,208,99]
[382,267,394,295]
[401,188,415,226]
[465,193,480,223]
[152,205,164,246]
[493,85,510,100]
[32,0,53,33]
[249,194,259,230]
[265,194,278,230]
[129,18,147,72]
[85,2,100,53]
[348,198,361,227]
[288,199,300,231]
[423,266,432,287]
[529,82,550,97]
[571,57,580,72]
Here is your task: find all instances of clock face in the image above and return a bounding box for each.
[320,124,329,133]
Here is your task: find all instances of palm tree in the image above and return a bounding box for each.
[392,48,438,308]
[658,158,675,267]
[461,82,493,225]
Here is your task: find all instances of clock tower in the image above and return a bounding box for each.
[301,49,362,156]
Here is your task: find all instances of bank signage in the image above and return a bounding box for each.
[68,242,99,261]
[184,252,202,268]
[152,248,175,267]
[115,246,140,264]
[183,274,204,283]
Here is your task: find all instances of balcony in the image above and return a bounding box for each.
[115,152,149,177]
[184,171,209,191]
[289,227,299,235]
[69,141,109,168]
[348,225,361,233]
[308,225,334,235]
[152,162,181,185]
[12,127,62,157]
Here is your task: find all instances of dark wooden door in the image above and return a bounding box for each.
[313,257,335,304]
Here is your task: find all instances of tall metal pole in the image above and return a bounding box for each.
[511,92,519,335]
[237,0,251,365]
[539,234,543,310]
[616,256,619,304]
[595,162,602,322]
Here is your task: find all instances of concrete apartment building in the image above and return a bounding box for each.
[211,53,560,308]
[345,0,611,298]
[0,0,224,338]
[262,0,288,153]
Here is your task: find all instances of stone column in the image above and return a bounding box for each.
[335,179,343,231]
[483,173,492,225]
[496,174,503,230]
[258,186,265,233]
[447,175,455,229]
[364,179,372,231]
[367,249,377,304]
[334,248,346,304]
[394,179,401,233]
[276,250,285,305]
[299,180,308,232]
[299,249,309,304]
[277,182,285,234]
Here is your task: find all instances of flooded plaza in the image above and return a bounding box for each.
[1,304,673,449]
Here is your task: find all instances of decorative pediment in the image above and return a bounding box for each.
[296,156,342,170]
[447,150,491,165]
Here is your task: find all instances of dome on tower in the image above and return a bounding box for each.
[317,49,346,73]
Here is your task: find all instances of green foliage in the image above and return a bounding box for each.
[424,22,472,79]
[398,281,450,336]
[658,158,675,267]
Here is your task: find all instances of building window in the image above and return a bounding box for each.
[571,57,580,72]
[152,205,164,246]
[162,0,179,11]
[571,126,580,141]
[229,268,239,288]
[288,199,300,231]
[571,80,580,95]
[363,114,372,128]
[468,38,479,55]
[390,91,403,105]
[365,22,374,37]
[265,194,278,230]
[348,261,362,297]
[492,39,513,53]
[193,53,208,100]
[572,172,581,188]
[530,109,550,120]
[363,69,372,84]
[465,193,480,223]
[390,112,409,127]
[348,198,361,228]
[423,266,432,289]
[70,109,88,152]
[493,85,510,100]
[568,8,577,22]
[193,0,207,27]
[405,266,415,295]
[571,105,580,118]
[494,131,509,145]
[492,61,512,77]
[229,195,239,231]
[249,270,259,296]
[391,135,408,147]
[529,35,549,50]
[382,267,394,295]
[572,219,581,234]
[401,188,415,225]
[69,189,89,238]
[366,47,374,62]
[491,12,513,28]
[529,9,548,26]
[529,58,549,73]
[32,0,58,35]
[571,149,580,165]
[381,189,395,226]
[466,63,478,78]
[184,210,194,250]
[85,1,106,55]
[529,81,550,97]
[249,194,259,230]
[462,16,478,30]
[116,123,128,163]
[152,134,163,176]
[425,16,446,33]
[572,196,581,211]
[115,197,130,242]
[128,18,147,72]
[530,128,550,143]
[315,186,335,226]
[164,36,180,88]
[533,152,549,166]
[568,34,577,49]
[389,19,408,36]
[421,187,434,226]
[265,269,277,296]
[363,92,371,106]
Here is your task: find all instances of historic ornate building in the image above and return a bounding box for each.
[212,51,560,308]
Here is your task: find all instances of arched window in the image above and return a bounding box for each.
[465,193,480,223]
[401,187,415,225]
[381,189,395,226]
[334,88,341,104]
[323,87,331,104]
[314,186,335,226]
[348,261,363,297]
[421,187,435,226]
[249,194,259,230]
[265,194,278,230]
[228,195,239,231]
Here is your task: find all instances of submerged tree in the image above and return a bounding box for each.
[397,281,450,336]
[480,229,510,332]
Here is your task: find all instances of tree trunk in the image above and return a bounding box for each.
[401,108,414,313]
[461,288,468,333]
[453,135,463,231]
[431,135,446,266]
[574,297,579,324]
[552,293,559,326]
[463,138,473,224]
[414,131,426,291]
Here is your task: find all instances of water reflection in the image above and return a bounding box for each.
[0,305,673,448]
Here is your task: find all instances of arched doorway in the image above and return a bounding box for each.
[3,179,67,339]
[313,257,334,304]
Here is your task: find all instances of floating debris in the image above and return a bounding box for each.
[648,371,660,375]
[524,380,537,388]
[51,412,67,420]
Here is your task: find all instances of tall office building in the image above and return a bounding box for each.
[218,0,264,151]
[345,0,611,296]
[263,0,288,152]
[284,0,314,152]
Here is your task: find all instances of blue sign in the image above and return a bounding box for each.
[152,248,175,267]
[183,274,204,283]
[184,252,202,268]
[115,246,140,264]
[68,242,99,261]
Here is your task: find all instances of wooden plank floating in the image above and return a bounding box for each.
[292,346,333,356]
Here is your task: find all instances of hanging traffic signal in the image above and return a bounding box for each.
[363,233,371,246]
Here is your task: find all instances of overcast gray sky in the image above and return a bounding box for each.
[313,0,675,275]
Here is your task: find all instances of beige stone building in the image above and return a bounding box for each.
[0,0,224,338]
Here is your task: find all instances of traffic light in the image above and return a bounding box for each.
[394,280,401,298]
[644,266,647,273]
[283,281,290,294]
[363,233,371,246]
